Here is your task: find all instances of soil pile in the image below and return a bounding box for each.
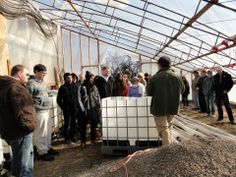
[92,138,236,177]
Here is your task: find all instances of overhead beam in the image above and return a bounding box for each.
[38,0,235,64]
[36,0,231,62]
[66,0,98,39]
[174,43,236,67]
[152,0,218,59]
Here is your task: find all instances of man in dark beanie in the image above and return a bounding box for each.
[147,56,184,145]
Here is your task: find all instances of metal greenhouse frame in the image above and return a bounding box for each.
[23,0,236,75]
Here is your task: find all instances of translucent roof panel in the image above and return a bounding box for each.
[32,0,236,76]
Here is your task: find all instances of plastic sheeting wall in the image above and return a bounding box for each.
[0,15,9,75]
[6,17,63,86]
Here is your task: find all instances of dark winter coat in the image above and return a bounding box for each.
[182,80,190,95]
[57,83,78,113]
[112,80,125,96]
[202,77,214,96]
[94,76,113,99]
[196,76,207,93]
[80,82,101,122]
[213,71,234,95]
[0,76,36,142]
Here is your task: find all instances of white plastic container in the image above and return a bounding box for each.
[0,138,4,166]
[102,97,159,146]
[48,91,63,131]
[49,94,58,129]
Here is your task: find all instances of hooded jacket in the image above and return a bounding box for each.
[0,76,36,142]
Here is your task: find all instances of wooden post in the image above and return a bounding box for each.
[88,37,91,66]
[70,31,73,72]
[139,54,142,72]
[97,40,100,75]
[7,59,10,75]
[79,34,83,74]
[60,27,65,70]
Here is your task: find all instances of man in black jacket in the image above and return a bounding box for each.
[196,70,207,113]
[94,65,114,99]
[213,66,235,124]
[57,73,79,144]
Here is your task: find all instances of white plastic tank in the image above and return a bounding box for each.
[48,90,63,131]
[102,96,159,146]
[0,138,4,166]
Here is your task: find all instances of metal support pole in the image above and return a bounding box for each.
[152,0,218,59]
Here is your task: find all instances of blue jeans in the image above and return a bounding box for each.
[204,94,215,115]
[192,90,200,108]
[10,133,34,177]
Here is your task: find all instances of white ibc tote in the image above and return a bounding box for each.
[49,92,58,130]
[102,96,159,146]
[0,138,4,167]
[48,90,63,132]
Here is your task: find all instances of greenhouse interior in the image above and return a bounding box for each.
[0,0,236,177]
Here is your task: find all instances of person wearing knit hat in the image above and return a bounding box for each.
[85,71,93,81]
[79,71,101,147]
[213,66,235,124]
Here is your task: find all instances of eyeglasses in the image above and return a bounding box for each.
[40,71,47,75]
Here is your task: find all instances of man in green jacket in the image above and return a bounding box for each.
[147,56,184,145]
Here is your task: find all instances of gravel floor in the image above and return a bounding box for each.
[34,140,121,177]
[94,138,236,177]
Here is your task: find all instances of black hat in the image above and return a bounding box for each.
[85,71,94,81]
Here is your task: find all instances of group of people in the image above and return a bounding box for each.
[56,65,152,148]
[182,66,235,124]
[0,63,153,176]
[0,56,235,177]
[0,64,58,177]
[148,56,235,145]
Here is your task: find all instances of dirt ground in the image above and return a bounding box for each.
[34,104,236,177]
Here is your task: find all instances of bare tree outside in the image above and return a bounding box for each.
[106,51,139,78]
